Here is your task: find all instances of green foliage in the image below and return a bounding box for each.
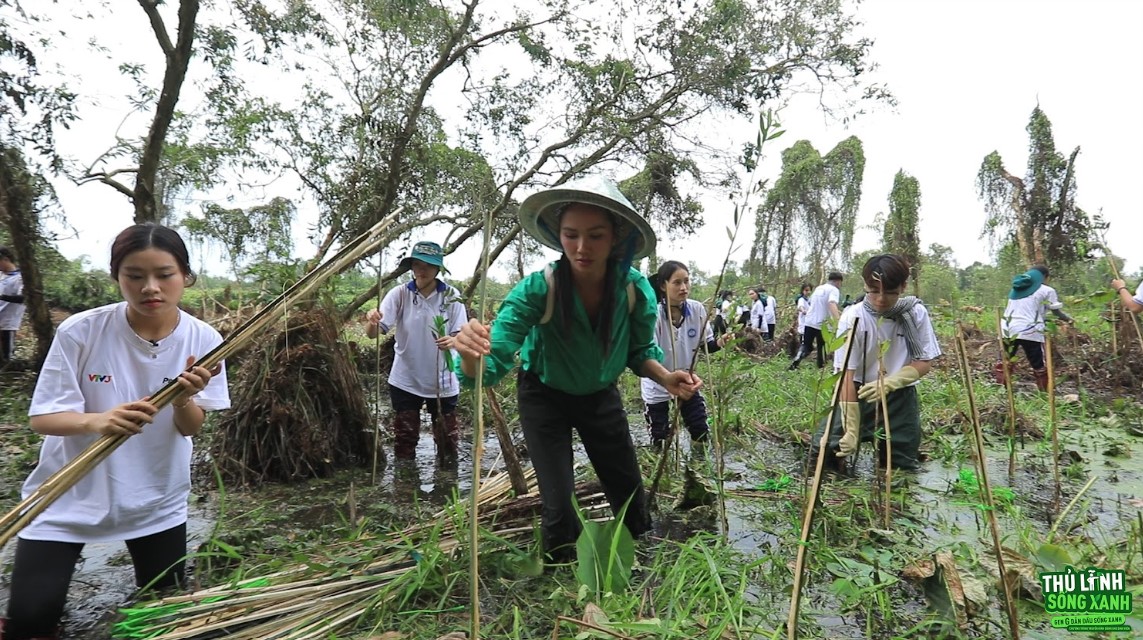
[574,500,636,597]
[750,136,865,283]
[977,106,1105,268]
[882,169,921,288]
[182,197,295,277]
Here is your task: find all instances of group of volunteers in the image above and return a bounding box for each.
[4,174,1142,639]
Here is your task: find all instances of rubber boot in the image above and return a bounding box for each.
[1033,368,1049,392]
[432,412,460,466]
[991,361,1010,386]
[392,410,421,460]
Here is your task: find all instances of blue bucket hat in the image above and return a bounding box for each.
[1008,269,1044,300]
[398,241,447,274]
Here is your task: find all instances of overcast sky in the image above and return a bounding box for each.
[34,0,1143,284]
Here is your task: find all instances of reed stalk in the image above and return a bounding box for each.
[786,321,858,640]
[468,205,495,640]
[1045,333,1061,509]
[876,353,892,530]
[996,309,1018,478]
[0,211,402,549]
[954,325,1021,640]
[1100,236,1143,355]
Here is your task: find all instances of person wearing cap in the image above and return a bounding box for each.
[452,176,703,564]
[995,264,1073,391]
[365,241,468,465]
[0,246,26,362]
[1110,277,1143,315]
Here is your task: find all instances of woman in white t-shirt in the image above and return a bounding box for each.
[3,224,230,640]
[365,241,467,465]
[811,254,941,472]
[642,261,729,448]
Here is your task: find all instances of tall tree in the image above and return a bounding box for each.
[750,136,865,282]
[78,0,200,224]
[977,106,1101,268]
[159,0,884,308]
[0,147,53,367]
[882,169,921,294]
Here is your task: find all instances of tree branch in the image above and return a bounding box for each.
[133,0,200,223]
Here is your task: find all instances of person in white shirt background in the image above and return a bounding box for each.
[2,224,229,640]
[0,246,26,362]
[747,288,766,337]
[790,272,844,370]
[812,254,941,472]
[365,241,467,466]
[995,265,1072,391]
[713,290,734,338]
[642,260,729,449]
[758,286,777,341]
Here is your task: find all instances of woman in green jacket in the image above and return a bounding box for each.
[454,176,702,563]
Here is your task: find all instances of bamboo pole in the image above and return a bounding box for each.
[371,249,386,484]
[1045,333,1061,510]
[786,321,858,640]
[996,308,1018,478]
[1110,299,1118,357]
[876,353,893,530]
[0,211,403,549]
[468,206,494,640]
[954,325,1021,640]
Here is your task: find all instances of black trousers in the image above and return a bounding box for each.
[1004,338,1045,370]
[516,371,649,559]
[764,323,776,341]
[388,384,458,416]
[0,329,14,361]
[794,326,826,368]
[4,523,187,639]
[645,392,710,442]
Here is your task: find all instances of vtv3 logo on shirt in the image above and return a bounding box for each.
[87,373,113,383]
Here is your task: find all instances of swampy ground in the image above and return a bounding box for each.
[2,308,1142,639]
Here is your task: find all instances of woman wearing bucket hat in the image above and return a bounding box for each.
[453,175,703,564]
[365,241,468,465]
[995,265,1073,391]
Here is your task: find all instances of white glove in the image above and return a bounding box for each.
[836,401,862,457]
[856,366,921,404]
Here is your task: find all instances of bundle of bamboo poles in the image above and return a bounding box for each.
[0,211,401,550]
[113,472,613,640]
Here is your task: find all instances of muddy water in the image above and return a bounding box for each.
[0,501,216,639]
[4,405,1140,639]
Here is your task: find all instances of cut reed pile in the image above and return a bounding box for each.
[113,471,611,640]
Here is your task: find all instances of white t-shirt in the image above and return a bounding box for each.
[834,302,942,384]
[642,299,712,404]
[1133,282,1143,306]
[805,283,841,329]
[379,279,467,398]
[0,269,25,331]
[717,299,732,319]
[1001,284,1063,343]
[796,296,810,334]
[762,295,777,325]
[21,302,230,543]
[749,300,765,330]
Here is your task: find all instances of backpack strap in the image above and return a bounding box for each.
[539,263,636,325]
[539,263,557,325]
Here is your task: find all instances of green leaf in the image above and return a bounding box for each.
[1034,543,1073,573]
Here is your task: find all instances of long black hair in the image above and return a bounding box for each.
[648,260,687,304]
[552,204,620,354]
